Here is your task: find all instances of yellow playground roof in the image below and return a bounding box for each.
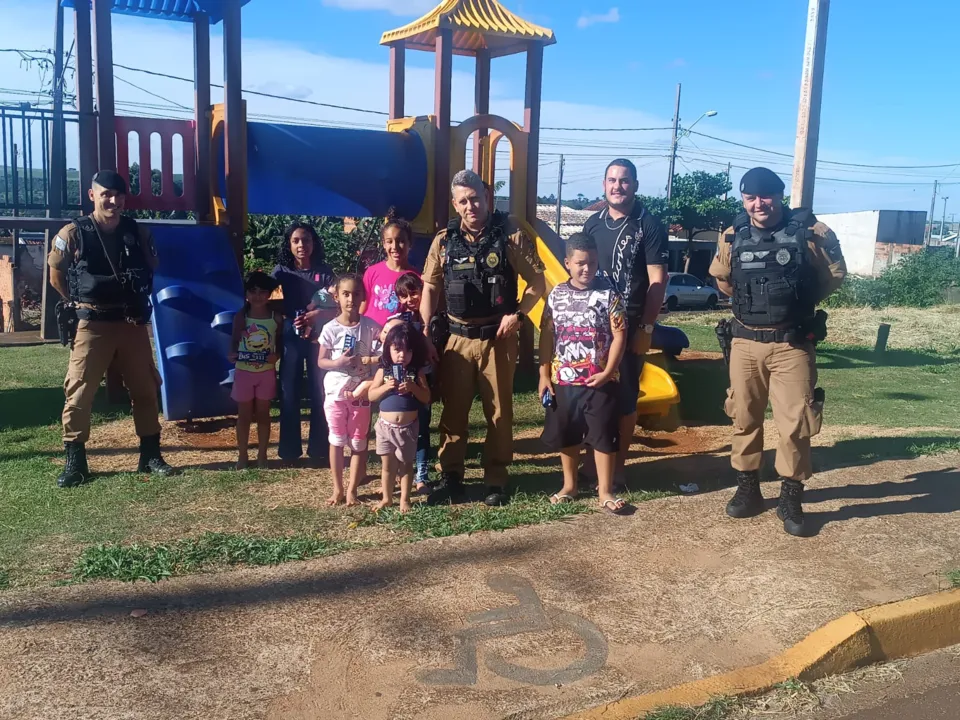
[380,0,556,57]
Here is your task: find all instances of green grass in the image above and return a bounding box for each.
[73,532,355,583]
[358,489,674,540]
[3,329,960,590]
[662,316,960,429]
[948,570,960,588]
[638,697,736,720]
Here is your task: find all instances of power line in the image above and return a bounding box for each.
[115,74,191,111]
[541,125,671,132]
[679,155,960,187]
[112,62,390,116]
[688,130,960,170]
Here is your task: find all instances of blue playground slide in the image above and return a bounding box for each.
[155,121,431,421]
[150,224,244,422]
[245,122,427,220]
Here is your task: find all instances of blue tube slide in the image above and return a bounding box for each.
[244,122,427,220]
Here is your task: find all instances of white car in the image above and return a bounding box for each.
[663,272,720,310]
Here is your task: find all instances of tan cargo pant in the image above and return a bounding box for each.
[63,320,162,443]
[437,331,518,484]
[724,338,822,481]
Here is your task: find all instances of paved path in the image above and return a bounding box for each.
[841,683,960,720]
[1,451,959,720]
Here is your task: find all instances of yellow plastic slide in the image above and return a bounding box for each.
[517,219,680,418]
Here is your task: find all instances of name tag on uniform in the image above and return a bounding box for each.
[452,262,473,271]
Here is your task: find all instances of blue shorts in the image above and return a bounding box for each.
[618,350,645,417]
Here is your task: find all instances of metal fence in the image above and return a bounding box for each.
[0,104,85,213]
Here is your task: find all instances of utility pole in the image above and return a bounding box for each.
[791,0,830,209]
[722,162,732,201]
[940,196,949,244]
[926,180,938,245]
[554,154,565,235]
[666,83,681,202]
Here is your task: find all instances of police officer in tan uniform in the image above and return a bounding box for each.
[420,169,546,506]
[48,170,175,488]
[710,167,846,536]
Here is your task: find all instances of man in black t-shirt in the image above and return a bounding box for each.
[583,158,669,483]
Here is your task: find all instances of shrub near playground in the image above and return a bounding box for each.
[824,250,960,309]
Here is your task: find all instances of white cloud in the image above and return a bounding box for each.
[320,0,437,16]
[576,7,619,29]
[0,1,941,214]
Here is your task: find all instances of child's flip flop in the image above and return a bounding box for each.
[550,493,576,505]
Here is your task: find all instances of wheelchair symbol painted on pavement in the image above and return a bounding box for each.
[416,573,608,686]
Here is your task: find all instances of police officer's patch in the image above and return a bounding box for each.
[740,251,755,263]
[776,249,791,265]
[54,236,67,252]
[486,252,499,268]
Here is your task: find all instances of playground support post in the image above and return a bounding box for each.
[473,49,491,176]
[434,27,453,229]
[42,0,65,340]
[74,1,96,213]
[92,0,116,171]
[523,43,543,223]
[223,0,245,268]
[388,45,405,121]
[193,12,212,223]
[520,43,544,377]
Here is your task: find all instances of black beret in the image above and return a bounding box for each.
[91,169,128,194]
[740,167,785,196]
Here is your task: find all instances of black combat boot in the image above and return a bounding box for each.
[137,434,177,476]
[725,470,764,518]
[776,478,807,537]
[426,471,466,506]
[483,485,510,507]
[57,441,90,488]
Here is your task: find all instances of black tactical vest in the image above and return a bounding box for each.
[729,208,818,327]
[441,211,518,320]
[68,215,152,315]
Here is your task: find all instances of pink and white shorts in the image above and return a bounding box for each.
[324,398,371,452]
[231,369,277,402]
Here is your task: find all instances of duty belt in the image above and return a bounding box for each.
[731,319,813,345]
[76,306,145,324]
[448,319,501,341]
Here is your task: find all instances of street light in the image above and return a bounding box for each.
[667,108,718,201]
[684,109,718,137]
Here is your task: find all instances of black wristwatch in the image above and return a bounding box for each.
[515,311,526,322]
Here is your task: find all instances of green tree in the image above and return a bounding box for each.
[647,171,741,273]
[243,214,384,276]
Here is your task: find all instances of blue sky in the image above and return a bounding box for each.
[2,0,959,216]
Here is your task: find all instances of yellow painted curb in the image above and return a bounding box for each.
[563,587,960,720]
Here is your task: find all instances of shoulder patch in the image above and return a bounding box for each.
[54,235,67,252]
[811,222,833,239]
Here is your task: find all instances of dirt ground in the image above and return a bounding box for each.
[2,433,959,720]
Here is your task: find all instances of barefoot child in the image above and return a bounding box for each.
[367,323,431,513]
[379,272,433,492]
[229,271,282,469]
[538,233,629,514]
[317,274,382,506]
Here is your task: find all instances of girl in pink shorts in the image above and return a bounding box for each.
[229,271,282,469]
[317,274,382,506]
[367,323,431,513]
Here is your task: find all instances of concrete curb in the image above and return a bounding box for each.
[563,587,960,720]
